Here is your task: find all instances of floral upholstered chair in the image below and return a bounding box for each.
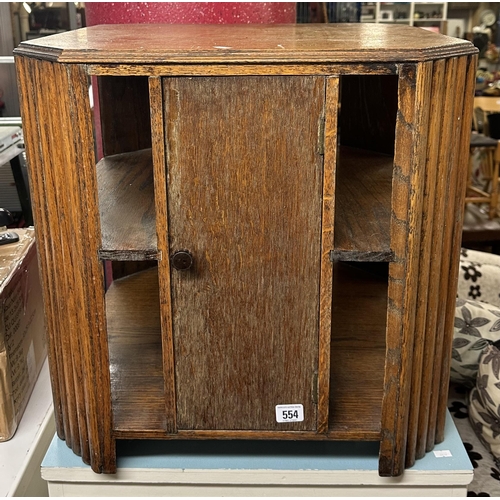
[454,248,500,467]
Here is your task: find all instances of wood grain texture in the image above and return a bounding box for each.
[317,76,338,434]
[332,147,393,261]
[107,266,381,442]
[65,62,115,474]
[15,56,115,474]
[88,63,398,77]
[98,76,152,156]
[414,58,459,460]
[329,263,387,440]
[15,55,68,445]
[165,76,324,431]
[149,75,177,433]
[379,62,432,477]
[339,75,398,155]
[108,260,387,442]
[114,429,366,440]
[425,58,465,454]
[23,57,86,459]
[97,149,158,260]
[106,267,165,434]
[14,24,477,64]
[435,54,478,444]
[114,427,377,441]
[426,58,467,452]
[51,58,95,463]
[405,59,445,468]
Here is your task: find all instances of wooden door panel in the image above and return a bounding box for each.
[164,76,325,431]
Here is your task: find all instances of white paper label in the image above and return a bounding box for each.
[275,404,304,423]
[433,450,452,458]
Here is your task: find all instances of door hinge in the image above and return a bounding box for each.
[317,112,325,156]
[312,371,318,404]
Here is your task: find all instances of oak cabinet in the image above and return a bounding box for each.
[14,24,477,477]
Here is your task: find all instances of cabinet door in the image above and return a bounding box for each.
[164,76,325,431]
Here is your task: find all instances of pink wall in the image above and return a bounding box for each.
[85,3,296,26]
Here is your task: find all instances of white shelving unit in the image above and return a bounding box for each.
[0,359,55,497]
[361,2,447,30]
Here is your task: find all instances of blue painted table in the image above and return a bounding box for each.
[41,411,473,497]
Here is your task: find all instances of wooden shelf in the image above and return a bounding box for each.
[328,262,387,439]
[106,267,167,438]
[332,147,393,262]
[98,149,158,261]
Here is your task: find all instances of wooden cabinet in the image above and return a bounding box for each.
[14,24,477,477]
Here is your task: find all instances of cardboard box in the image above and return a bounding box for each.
[0,228,46,441]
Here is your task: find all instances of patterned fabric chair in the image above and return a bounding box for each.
[451,248,500,494]
[454,249,500,469]
[457,248,500,308]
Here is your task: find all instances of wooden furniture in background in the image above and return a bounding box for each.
[465,133,499,219]
[473,97,500,136]
[474,97,500,114]
[14,24,477,478]
[462,204,500,254]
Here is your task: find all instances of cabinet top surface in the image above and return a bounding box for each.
[14,24,476,64]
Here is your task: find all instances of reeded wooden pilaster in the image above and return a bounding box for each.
[377,54,477,475]
[436,55,477,443]
[379,61,433,477]
[16,57,116,474]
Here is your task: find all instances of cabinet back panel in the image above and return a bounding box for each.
[164,76,325,431]
[339,75,398,155]
[98,76,152,156]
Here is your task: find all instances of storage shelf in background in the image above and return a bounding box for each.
[98,149,159,261]
[414,19,445,22]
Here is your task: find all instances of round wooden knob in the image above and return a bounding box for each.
[171,250,193,271]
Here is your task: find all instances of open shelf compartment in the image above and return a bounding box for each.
[332,146,393,262]
[105,266,167,438]
[332,74,398,263]
[328,262,387,439]
[97,149,158,261]
[96,75,157,261]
